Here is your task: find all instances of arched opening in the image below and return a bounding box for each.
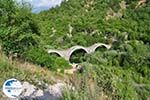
[70,49,87,63]
[49,52,61,58]
[95,45,107,52]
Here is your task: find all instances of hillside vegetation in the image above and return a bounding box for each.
[0,0,150,99]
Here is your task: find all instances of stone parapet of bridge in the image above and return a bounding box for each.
[48,43,111,61]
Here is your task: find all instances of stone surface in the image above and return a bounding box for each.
[64,63,83,74]
[19,82,67,100]
[48,43,111,61]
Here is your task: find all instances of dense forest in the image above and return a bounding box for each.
[0,0,150,99]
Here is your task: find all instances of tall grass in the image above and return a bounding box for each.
[62,63,118,100]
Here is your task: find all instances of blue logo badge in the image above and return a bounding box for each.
[3,78,22,98]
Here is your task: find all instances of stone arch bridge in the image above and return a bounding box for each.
[48,43,111,61]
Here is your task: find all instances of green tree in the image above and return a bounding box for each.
[0,0,40,56]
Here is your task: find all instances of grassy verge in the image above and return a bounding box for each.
[0,51,66,98]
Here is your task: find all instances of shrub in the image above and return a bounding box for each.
[24,47,70,71]
[52,57,71,72]
[0,0,40,56]
[24,47,53,68]
[62,63,118,100]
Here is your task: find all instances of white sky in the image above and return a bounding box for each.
[16,0,63,12]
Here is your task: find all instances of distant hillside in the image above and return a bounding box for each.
[35,0,150,49]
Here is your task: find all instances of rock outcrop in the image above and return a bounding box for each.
[18,82,68,100]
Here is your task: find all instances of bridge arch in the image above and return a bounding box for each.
[68,46,88,63]
[68,46,88,57]
[47,43,111,62]
[92,43,111,52]
[69,49,87,63]
[48,50,64,58]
